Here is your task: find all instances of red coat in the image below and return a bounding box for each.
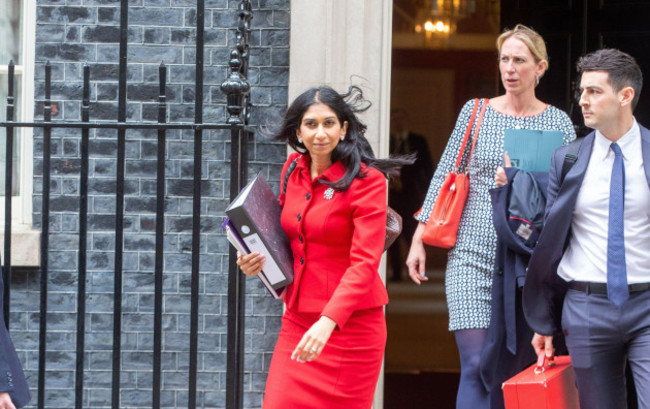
[279,152,389,329]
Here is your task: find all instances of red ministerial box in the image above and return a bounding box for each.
[503,355,580,409]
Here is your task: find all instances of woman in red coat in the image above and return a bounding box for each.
[238,86,411,408]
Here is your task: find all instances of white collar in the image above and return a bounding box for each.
[594,119,639,161]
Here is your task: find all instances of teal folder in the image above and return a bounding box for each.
[504,129,564,172]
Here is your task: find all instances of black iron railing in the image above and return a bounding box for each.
[1,1,253,408]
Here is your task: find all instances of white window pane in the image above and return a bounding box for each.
[0,0,26,199]
[0,0,32,227]
[0,73,21,196]
[0,0,23,65]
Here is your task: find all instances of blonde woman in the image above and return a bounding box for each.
[407,25,576,408]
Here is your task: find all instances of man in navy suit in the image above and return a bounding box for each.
[523,48,650,408]
[0,257,30,409]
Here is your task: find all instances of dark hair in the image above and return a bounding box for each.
[576,48,643,109]
[267,85,414,191]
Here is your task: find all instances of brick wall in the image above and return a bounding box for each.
[9,1,289,408]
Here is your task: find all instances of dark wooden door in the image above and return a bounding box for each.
[588,0,650,127]
[502,0,650,131]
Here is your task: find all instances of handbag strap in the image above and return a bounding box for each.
[454,98,479,172]
[453,98,489,171]
[453,98,480,170]
[464,99,489,172]
[282,156,300,195]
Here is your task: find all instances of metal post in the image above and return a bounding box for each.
[112,1,129,407]
[3,61,15,327]
[152,62,167,409]
[188,1,205,408]
[74,64,91,409]
[221,3,251,403]
[37,61,51,409]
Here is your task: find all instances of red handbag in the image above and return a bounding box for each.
[421,98,488,248]
[502,352,581,409]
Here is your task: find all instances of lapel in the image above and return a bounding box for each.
[640,125,650,186]
[541,132,595,261]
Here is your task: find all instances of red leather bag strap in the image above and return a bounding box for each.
[453,98,480,170]
[464,98,489,172]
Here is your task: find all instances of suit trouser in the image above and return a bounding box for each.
[562,288,650,409]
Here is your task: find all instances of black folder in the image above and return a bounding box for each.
[224,172,294,297]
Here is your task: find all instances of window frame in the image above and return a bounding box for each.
[0,0,35,229]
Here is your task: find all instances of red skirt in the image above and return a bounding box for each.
[263,307,386,409]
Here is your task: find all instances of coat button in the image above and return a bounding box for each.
[300,257,304,265]
[298,235,304,243]
[297,214,302,221]
[305,193,311,200]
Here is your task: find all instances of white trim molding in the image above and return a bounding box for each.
[0,227,40,267]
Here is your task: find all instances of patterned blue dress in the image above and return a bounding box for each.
[417,99,576,331]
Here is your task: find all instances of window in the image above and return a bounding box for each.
[0,0,35,227]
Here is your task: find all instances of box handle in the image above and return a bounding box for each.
[534,351,557,374]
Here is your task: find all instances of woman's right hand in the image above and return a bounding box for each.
[406,223,428,285]
[236,251,266,276]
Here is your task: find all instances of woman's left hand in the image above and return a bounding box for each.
[495,152,512,187]
[291,316,337,363]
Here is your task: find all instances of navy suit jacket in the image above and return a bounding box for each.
[523,125,650,336]
[0,257,30,408]
[480,167,547,393]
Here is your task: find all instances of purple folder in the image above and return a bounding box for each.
[224,172,293,298]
